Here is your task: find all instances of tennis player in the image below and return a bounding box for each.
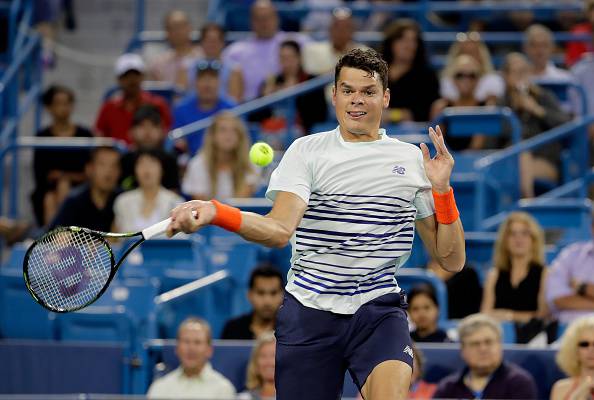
[167,48,465,400]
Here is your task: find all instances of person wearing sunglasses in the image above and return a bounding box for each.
[430,54,497,151]
[551,316,594,400]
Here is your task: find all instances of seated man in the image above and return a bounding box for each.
[221,265,284,339]
[49,147,121,232]
[545,213,594,325]
[147,317,236,399]
[433,313,538,399]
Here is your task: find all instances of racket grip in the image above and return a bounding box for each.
[142,218,171,240]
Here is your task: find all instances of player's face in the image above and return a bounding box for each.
[332,67,389,138]
[461,327,502,375]
[135,155,162,189]
[577,329,594,371]
[248,276,284,322]
[408,293,439,332]
[256,341,276,383]
[176,323,213,372]
[506,221,533,259]
[131,120,163,149]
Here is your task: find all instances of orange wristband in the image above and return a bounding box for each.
[432,187,459,225]
[211,200,242,232]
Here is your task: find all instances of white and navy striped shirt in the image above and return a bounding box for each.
[266,127,435,314]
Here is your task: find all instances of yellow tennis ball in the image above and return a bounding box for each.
[249,142,274,167]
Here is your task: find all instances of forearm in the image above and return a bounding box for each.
[237,211,292,248]
[553,295,594,310]
[435,218,465,272]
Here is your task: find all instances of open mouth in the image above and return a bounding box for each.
[347,111,367,119]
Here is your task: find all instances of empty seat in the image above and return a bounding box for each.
[54,306,134,344]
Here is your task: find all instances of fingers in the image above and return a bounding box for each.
[420,143,430,162]
[428,125,452,158]
[167,201,202,236]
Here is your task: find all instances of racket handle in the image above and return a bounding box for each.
[141,210,198,240]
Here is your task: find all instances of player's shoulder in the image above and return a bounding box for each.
[383,135,423,156]
[289,129,337,151]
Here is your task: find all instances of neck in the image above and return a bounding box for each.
[174,42,193,56]
[90,186,110,209]
[198,98,217,110]
[532,63,547,75]
[581,367,594,379]
[260,381,276,396]
[333,41,350,53]
[216,150,233,164]
[457,95,477,105]
[182,364,205,377]
[511,255,531,270]
[416,325,437,337]
[52,119,72,130]
[141,185,160,199]
[339,126,381,142]
[469,366,495,381]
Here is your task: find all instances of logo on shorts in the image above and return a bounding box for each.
[403,345,414,359]
[392,165,406,175]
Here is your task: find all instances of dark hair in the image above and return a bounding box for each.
[89,146,120,163]
[280,40,301,56]
[42,84,75,107]
[382,19,429,70]
[408,284,439,307]
[134,148,165,170]
[334,48,389,90]
[200,22,225,41]
[132,104,162,128]
[248,264,284,290]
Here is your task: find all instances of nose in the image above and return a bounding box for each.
[351,92,364,105]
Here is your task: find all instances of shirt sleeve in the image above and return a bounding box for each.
[266,140,312,204]
[94,102,110,137]
[545,244,577,308]
[413,149,435,220]
[182,155,210,197]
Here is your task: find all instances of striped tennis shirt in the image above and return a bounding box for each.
[266,127,435,314]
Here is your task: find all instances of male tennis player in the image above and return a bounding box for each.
[167,48,465,400]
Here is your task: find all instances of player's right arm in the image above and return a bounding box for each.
[166,191,307,248]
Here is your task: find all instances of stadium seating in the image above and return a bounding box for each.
[397,267,449,324]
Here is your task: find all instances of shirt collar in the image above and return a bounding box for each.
[176,362,213,381]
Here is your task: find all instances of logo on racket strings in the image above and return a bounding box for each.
[49,246,90,297]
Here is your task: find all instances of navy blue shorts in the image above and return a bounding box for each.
[274,291,413,400]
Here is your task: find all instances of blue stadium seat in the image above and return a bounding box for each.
[1,242,27,269]
[397,267,448,324]
[54,306,134,344]
[0,270,54,339]
[534,79,589,116]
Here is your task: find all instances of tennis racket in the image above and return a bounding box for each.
[23,216,176,313]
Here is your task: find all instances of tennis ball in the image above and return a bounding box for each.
[249,142,274,167]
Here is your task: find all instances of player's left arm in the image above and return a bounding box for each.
[416,126,466,272]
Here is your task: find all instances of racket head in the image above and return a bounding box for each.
[23,226,116,313]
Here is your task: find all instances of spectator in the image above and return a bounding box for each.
[221,265,284,340]
[222,0,308,102]
[431,54,497,151]
[95,53,172,146]
[440,32,505,103]
[571,33,594,147]
[259,40,328,135]
[545,214,594,325]
[499,53,571,198]
[524,24,573,83]
[182,112,260,201]
[147,10,203,90]
[187,23,243,102]
[426,258,482,320]
[481,212,549,343]
[302,7,367,76]
[565,0,594,67]
[433,314,538,399]
[120,105,180,191]
[300,0,344,33]
[238,332,276,400]
[0,217,30,246]
[409,344,437,399]
[550,316,594,400]
[147,317,236,399]
[49,147,120,232]
[114,149,184,235]
[32,85,92,226]
[173,60,236,155]
[408,284,449,343]
[381,19,439,123]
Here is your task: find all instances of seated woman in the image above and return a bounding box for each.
[551,316,594,400]
[182,112,260,200]
[238,332,276,400]
[32,85,93,226]
[499,52,571,198]
[408,284,450,343]
[113,149,184,235]
[431,54,497,151]
[481,212,549,343]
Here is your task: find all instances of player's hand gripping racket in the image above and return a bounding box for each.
[23,215,184,313]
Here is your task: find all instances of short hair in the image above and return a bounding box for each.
[89,146,120,164]
[163,9,190,30]
[177,317,212,345]
[42,84,75,107]
[248,264,284,290]
[200,22,225,41]
[501,52,529,74]
[280,40,301,56]
[556,316,594,377]
[335,48,389,90]
[132,104,162,128]
[524,24,554,46]
[458,313,502,343]
[245,331,276,390]
[408,284,439,308]
[492,211,546,271]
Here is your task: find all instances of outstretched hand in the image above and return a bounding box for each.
[420,126,454,193]
[166,200,216,237]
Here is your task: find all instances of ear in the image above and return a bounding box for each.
[331,85,337,107]
[383,88,390,108]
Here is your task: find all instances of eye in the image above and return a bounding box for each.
[365,90,375,96]
[342,89,352,94]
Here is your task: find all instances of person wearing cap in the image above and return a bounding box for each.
[172,59,236,155]
[95,53,172,146]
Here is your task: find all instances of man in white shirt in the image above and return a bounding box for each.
[524,24,573,83]
[147,318,236,399]
[167,48,465,400]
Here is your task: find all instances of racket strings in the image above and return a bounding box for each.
[26,229,112,311]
